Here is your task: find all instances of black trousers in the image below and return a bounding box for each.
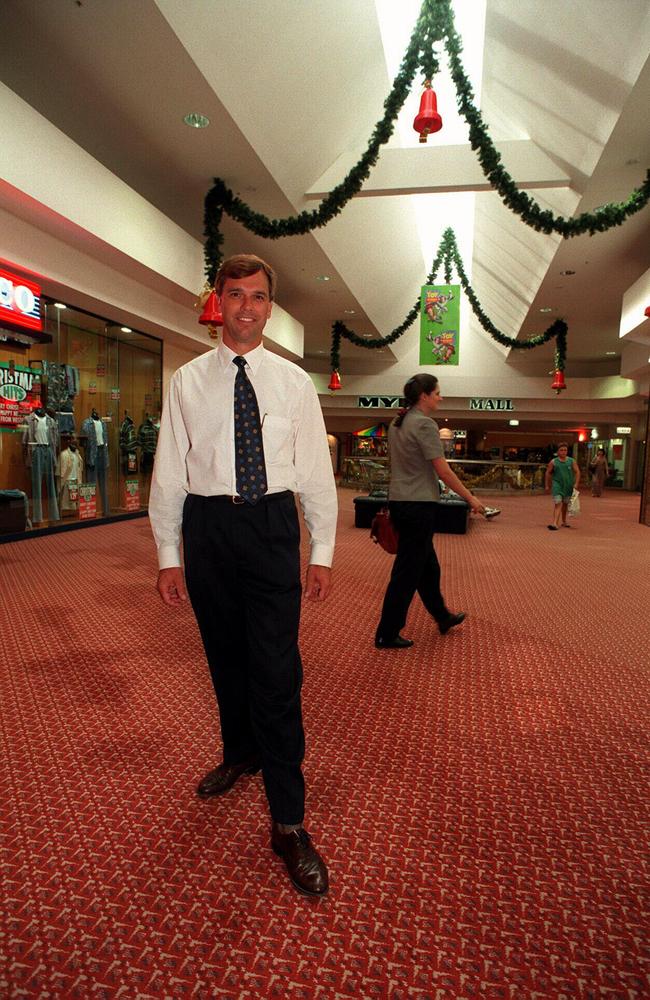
[376,501,449,641]
[183,491,305,824]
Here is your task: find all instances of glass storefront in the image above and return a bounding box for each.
[1,297,162,536]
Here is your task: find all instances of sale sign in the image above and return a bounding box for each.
[124,479,140,511]
[78,484,97,520]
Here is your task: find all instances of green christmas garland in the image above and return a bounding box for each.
[203,0,650,280]
[330,227,569,373]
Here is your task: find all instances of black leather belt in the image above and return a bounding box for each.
[206,490,292,505]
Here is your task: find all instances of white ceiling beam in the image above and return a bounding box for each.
[305,140,570,199]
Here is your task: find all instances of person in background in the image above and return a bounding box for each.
[590,447,609,497]
[149,254,337,897]
[545,441,580,530]
[375,373,486,651]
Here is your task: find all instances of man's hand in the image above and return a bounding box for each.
[157,567,188,607]
[468,496,487,516]
[304,565,332,602]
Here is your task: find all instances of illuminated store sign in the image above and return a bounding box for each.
[616,426,631,434]
[0,267,43,333]
[470,398,514,411]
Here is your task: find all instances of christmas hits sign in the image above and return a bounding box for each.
[0,363,42,429]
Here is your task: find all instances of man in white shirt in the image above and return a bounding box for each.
[149,254,337,897]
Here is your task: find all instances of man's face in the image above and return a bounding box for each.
[558,446,568,459]
[219,271,273,353]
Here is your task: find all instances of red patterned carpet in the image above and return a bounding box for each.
[1,489,649,999]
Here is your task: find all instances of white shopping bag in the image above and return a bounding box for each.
[568,488,581,517]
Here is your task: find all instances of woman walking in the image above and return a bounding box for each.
[590,447,609,497]
[375,374,486,650]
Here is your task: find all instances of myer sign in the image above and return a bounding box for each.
[470,398,514,411]
[358,396,405,408]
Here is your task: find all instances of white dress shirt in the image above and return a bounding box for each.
[149,341,337,570]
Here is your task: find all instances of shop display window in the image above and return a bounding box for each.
[0,300,162,536]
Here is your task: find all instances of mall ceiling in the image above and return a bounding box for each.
[2,0,650,379]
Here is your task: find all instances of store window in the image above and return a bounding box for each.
[0,292,162,537]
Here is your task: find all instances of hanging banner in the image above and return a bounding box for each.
[78,483,97,520]
[419,285,460,366]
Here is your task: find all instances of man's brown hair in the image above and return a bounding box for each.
[215,254,277,301]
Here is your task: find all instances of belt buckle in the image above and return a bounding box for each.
[232,495,245,505]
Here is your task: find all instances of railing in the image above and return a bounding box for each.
[340,457,390,491]
[340,457,548,492]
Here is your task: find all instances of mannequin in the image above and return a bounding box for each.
[79,409,110,515]
[56,436,84,514]
[137,413,158,475]
[22,406,60,523]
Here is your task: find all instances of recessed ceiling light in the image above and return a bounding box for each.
[344,309,356,315]
[605,351,616,356]
[361,333,373,339]
[121,326,132,333]
[539,307,552,313]
[560,269,576,276]
[509,419,519,426]
[183,112,210,129]
[315,275,330,282]
[53,302,67,309]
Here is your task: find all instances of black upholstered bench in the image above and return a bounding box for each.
[354,493,470,534]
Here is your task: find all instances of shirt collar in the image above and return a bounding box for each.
[217,340,265,375]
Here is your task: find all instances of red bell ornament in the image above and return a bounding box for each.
[198,289,223,327]
[551,370,566,393]
[644,305,650,318]
[328,370,342,391]
[413,81,442,143]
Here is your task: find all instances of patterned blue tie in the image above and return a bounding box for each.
[233,356,268,504]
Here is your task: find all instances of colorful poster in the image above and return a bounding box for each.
[124,478,140,511]
[0,362,42,430]
[78,483,97,520]
[419,285,460,366]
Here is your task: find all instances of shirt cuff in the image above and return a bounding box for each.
[309,542,334,568]
[158,544,182,570]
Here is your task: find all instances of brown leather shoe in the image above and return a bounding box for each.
[196,760,261,799]
[271,823,329,897]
